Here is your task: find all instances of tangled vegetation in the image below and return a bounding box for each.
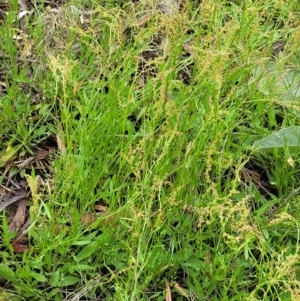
[0,0,300,300]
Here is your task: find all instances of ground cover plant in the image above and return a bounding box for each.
[0,0,300,300]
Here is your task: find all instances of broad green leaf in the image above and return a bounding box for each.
[213,271,226,281]
[253,62,300,101]
[254,199,277,217]
[75,242,98,262]
[30,271,47,282]
[0,146,18,168]
[73,264,95,271]
[46,288,61,299]
[49,272,60,286]
[253,126,300,152]
[55,276,80,287]
[0,264,15,281]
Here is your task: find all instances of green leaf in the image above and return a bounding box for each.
[49,272,60,286]
[254,62,300,101]
[182,257,203,271]
[74,264,95,271]
[46,288,61,299]
[55,276,80,287]
[181,257,204,277]
[213,268,226,281]
[262,228,269,240]
[253,126,300,152]
[54,292,63,301]
[255,199,278,218]
[72,240,92,246]
[30,271,47,282]
[75,242,98,262]
[233,265,245,283]
[0,146,18,167]
[0,264,15,281]
[244,243,249,261]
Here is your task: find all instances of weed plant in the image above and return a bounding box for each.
[0,0,300,300]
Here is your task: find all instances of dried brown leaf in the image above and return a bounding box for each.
[16,217,31,238]
[173,281,189,298]
[185,141,194,157]
[18,0,28,11]
[204,251,212,265]
[3,150,49,175]
[13,236,28,244]
[0,189,28,212]
[16,156,34,169]
[8,199,27,232]
[101,211,124,228]
[80,213,97,227]
[56,133,66,153]
[80,211,124,228]
[11,237,30,254]
[94,204,108,212]
[12,243,30,253]
[165,281,172,301]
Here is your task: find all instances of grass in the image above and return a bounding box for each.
[0,0,300,300]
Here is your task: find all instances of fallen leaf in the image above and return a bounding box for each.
[80,211,125,228]
[80,213,97,227]
[12,34,23,40]
[3,150,49,175]
[12,236,28,244]
[204,252,212,265]
[173,281,189,298]
[56,133,66,153]
[54,225,62,235]
[0,189,29,212]
[165,281,172,301]
[101,211,124,228]
[18,0,28,11]
[16,217,31,237]
[15,156,34,169]
[8,199,27,232]
[185,141,194,157]
[241,168,261,185]
[287,156,294,167]
[94,204,108,212]
[12,243,30,254]
[18,10,33,19]
[11,237,30,254]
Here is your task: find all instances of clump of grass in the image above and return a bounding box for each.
[1,0,300,300]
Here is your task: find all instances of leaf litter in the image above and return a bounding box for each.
[0,0,64,259]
